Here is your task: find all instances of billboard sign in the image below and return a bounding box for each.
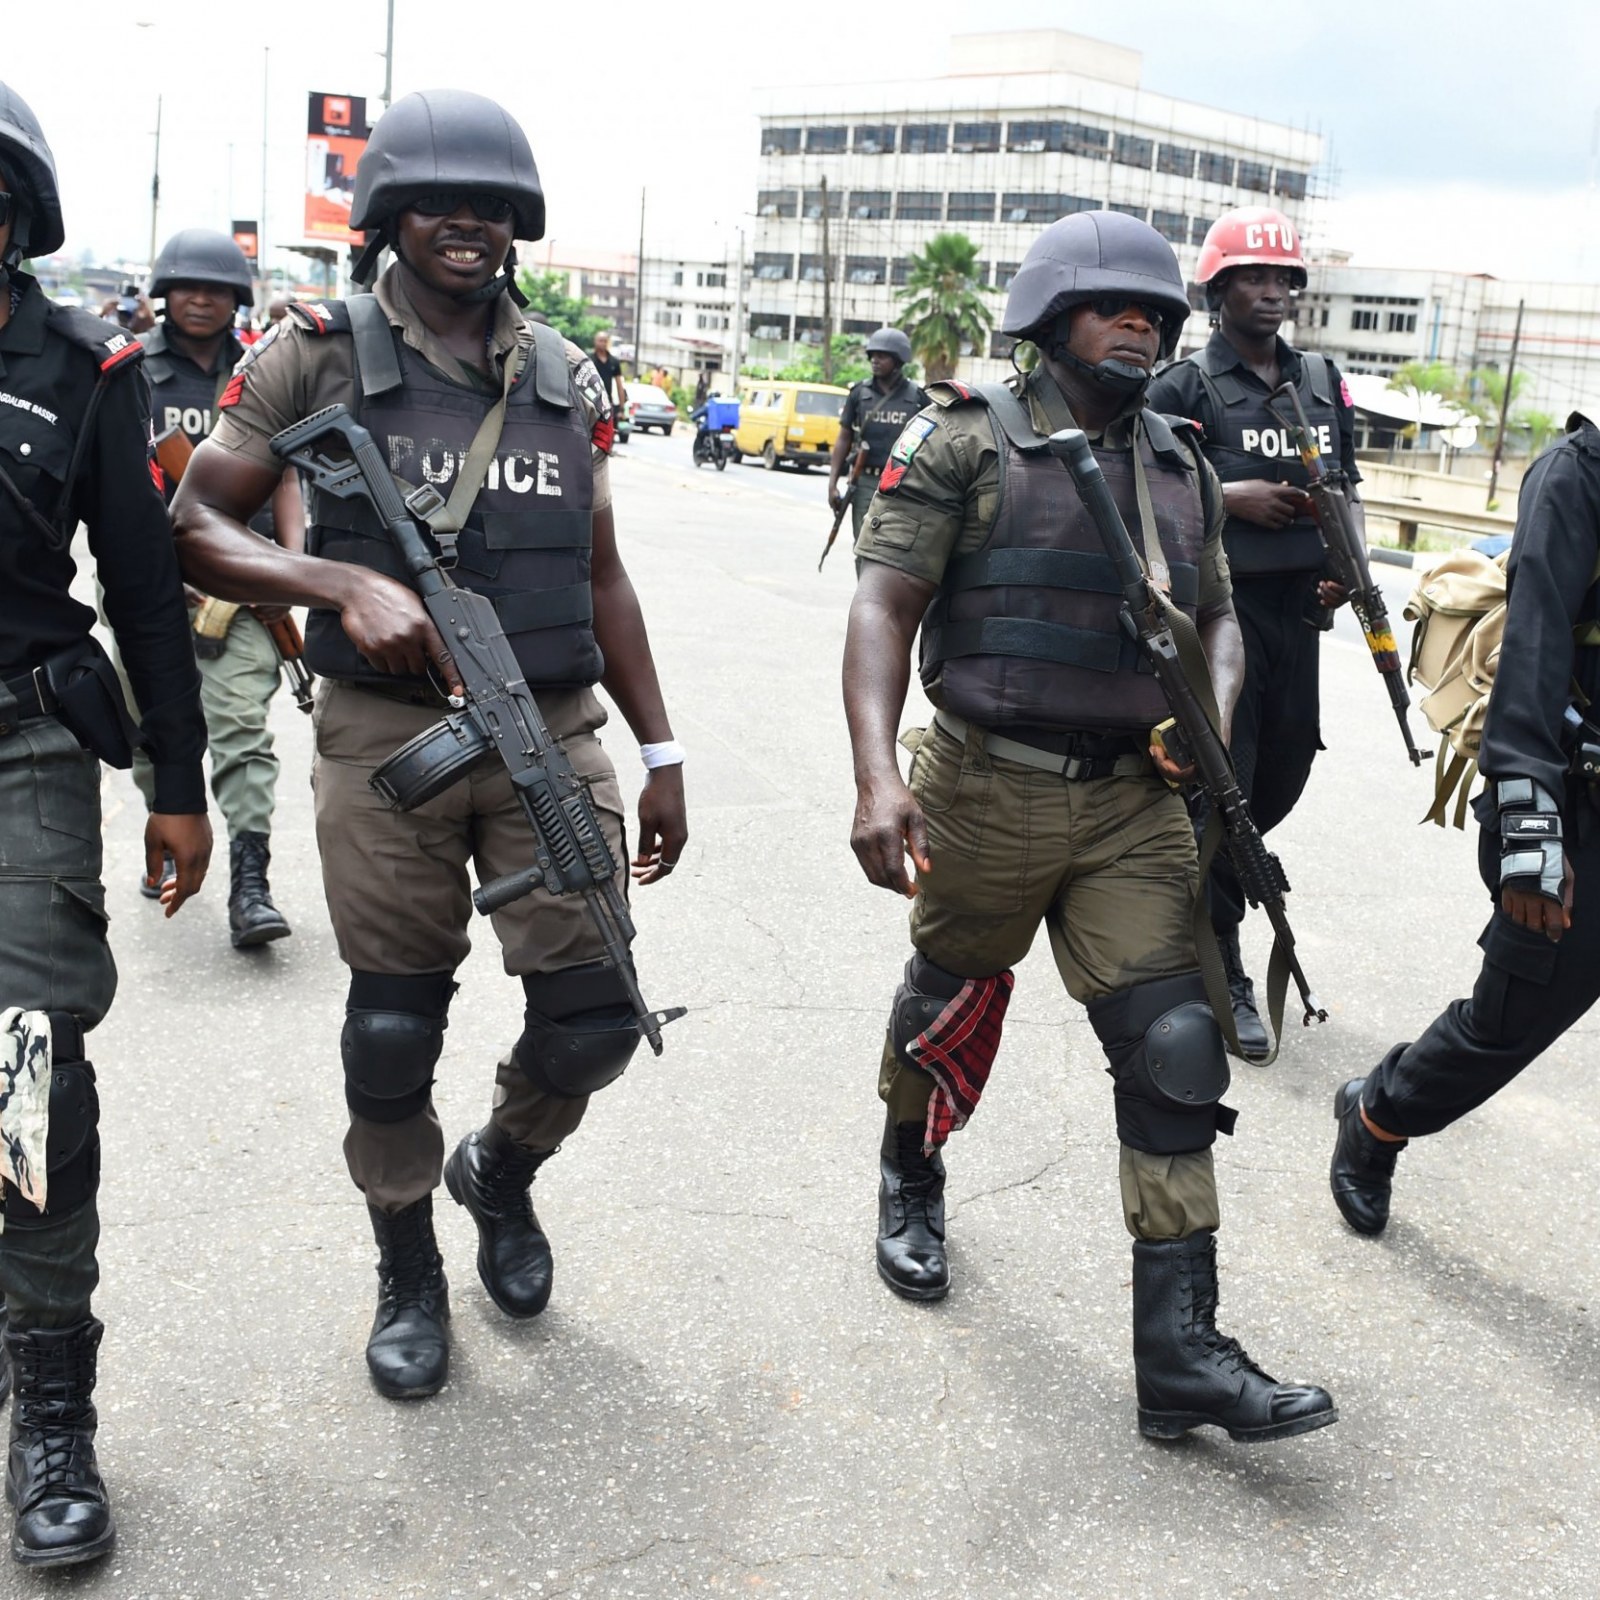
[304,92,371,243]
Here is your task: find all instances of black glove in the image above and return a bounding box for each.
[1497,778,1565,903]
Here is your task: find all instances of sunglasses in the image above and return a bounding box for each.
[1086,296,1168,326]
[407,192,515,223]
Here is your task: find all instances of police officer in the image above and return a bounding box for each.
[172,90,687,1400]
[1145,209,1360,1060]
[845,210,1335,1443]
[0,83,211,1566]
[134,228,301,949]
[828,326,927,543]
[1330,410,1600,1237]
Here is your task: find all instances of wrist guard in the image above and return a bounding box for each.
[1497,778,1565,903]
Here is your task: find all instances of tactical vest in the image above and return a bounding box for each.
[850,375,926,470]
[139,324,240,450]
[292,295,601,691]
[919,382,1209,734]
[1188,344,1338,575]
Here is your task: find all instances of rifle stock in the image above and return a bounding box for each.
[1048,427,1326,1031]
[269,404,684,1056]
[1267,381,1430,766]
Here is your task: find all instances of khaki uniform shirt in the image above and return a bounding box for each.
[853,366,1233,622]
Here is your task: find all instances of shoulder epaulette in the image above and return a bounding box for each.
[286,300,353,335]
[926,379,985,409]
[1157,411,1206,444]
[44,305,144,375]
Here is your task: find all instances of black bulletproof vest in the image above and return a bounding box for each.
[1189,343,1337,575]
[920,384,1208,734]
[851,375,926,470]
[303,297,601,691]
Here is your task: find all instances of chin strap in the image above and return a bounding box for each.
[357,233,526,308]
[1048,340,1152,401]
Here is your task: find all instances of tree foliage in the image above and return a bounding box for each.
[760,334,871,388]
[895,233,996,382]
[514,268,608,347]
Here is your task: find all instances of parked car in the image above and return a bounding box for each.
[627,384,679,435]
[732,380,848,470]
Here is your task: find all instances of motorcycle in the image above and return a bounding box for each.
[692,424,736,471]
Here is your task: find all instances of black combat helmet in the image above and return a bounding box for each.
[150,228,255,306]
[0,81,64,266]
[1002,211,1190,359]
[349,89,544,301]
[864,326,913,365]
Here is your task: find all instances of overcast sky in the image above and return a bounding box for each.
[9,0,1599,283]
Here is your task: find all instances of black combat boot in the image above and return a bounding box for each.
[1132,1230,1336,1443]
[1330,1079,1406,1236]
[228,832,291,949]
[366,1197,450,1400]
[876,1117,949,1301]
[443,1123,555,1319]
[1218,926,1270,1063]
[5,1317,114,1568]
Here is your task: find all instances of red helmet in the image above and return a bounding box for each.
[1194,207,1306,289]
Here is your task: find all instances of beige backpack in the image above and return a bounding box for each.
[1404,550,1510,827]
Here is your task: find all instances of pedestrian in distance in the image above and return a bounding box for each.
[828,326,928,545]
[1146,208,1358,1062]
[844,209,1337,1444]
[127,227,304,950]
[0,81,212,1567]
[171,89,687,1402]
[590,326,626,414]
[1330,409,1600,1237]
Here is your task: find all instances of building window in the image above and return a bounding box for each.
[804,126,848,154]
[799,254,833,283]
[1151,209,1187,244]
[842,318,878,336]
[1157,143,1195,178]
[1237,161,1272,193]
[994,261,1023,289]
[951,122,1000,154]
[1190,218,1212,247]
[895,191,942,221]
[850,190,891,219]
[795,315,826,346]
[802,188,843,219]
[696,269,727,288]
[761,127,800,156]
[1107,203,1146,219]
[853,125,896,154]
[989,330,1018,360]
[1351,309,1380,331]
[1006,121,1054,152]
[1197,151,1234,185]
[946,192,995,223]
[846,256,887,285]
[671,269,683,287]
[1275,169,1308,201]
[1114,133,1154,169]
[695,312,730,330]
[653,308,681,327]
[1061,122,1110,157]
[902,123,948,155]
[890,258,913,286]
[753,253,793,282]
[750,313,789,340]
[757,189,797,219]
[1001,193,1074,224]
[1387,310,1418,334]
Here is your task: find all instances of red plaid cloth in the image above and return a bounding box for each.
[905,972,1015,1153]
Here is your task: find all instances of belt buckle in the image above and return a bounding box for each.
[30,664,56,716]
[1062,754,1086,781]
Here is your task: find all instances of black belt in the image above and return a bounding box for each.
[0,665,56,728]
[933,711,1149,780]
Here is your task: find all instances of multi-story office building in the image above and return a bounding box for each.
[748,29,1323,384]
[636,253,743,381]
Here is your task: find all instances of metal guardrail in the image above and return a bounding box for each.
[1361,494,1518,544]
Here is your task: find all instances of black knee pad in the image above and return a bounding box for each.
[4,1012,99,1227]
[888,953,971,1066]
[518,962,641,1099]
[1087,972,1237,1156]
[341,970,455,1124]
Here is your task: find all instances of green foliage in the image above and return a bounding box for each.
[1469,367,1539,450]
[895,233,996,382]
[1516,410,1560,456]
[762,334,870,387]
[1387,360,1468,408]
[514,268,607,346]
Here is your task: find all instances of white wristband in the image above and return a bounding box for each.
[640,740,685,770]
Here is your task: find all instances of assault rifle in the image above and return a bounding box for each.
[1267,380,1430,767]
[269,403,685,1056]
[818,438,870,572]
[1049,428,1326,1036]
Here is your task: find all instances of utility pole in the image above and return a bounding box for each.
[632,188,646,372]
[146,95,162,273]
[260,48,270,297]
[1486,296,1525,509]
[819,175,834,382]
[729,225,746,387]
[382,0,396,109]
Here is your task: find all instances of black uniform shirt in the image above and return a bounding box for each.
[1478,417,1600,799]
[841,372,930,470]
[0,275,205,811]
[1146,329,1361,481]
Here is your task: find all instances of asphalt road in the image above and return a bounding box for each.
[21,435,1597,1599]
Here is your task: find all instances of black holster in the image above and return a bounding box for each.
[41,639,144,769]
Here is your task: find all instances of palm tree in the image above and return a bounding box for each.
[1386,360,1466,418]
[896,233,996,382]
